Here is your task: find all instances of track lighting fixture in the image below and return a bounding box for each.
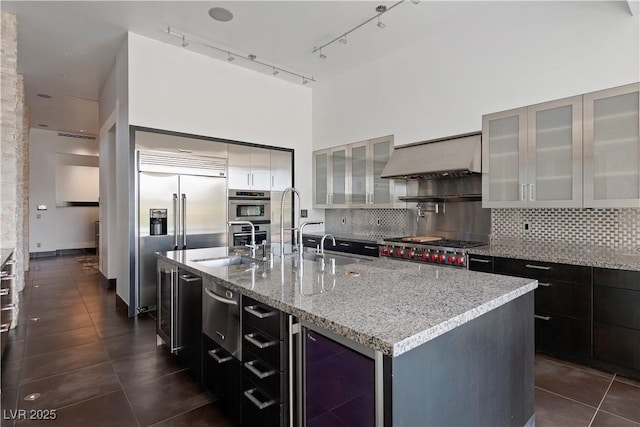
[165,27,315,85]
[312,1,407,57]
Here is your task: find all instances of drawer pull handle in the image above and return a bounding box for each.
[244,388,276,410]
[534,315,551,321]
[339,243,350,247]
[538,282,551,287]
[364,246,377,250]
[208,349,233,364]
[0,288,8,296]
[526,264,550,271]
[1,304,16,311]
[0,323,9,333]
[469,258,491,264]
[244,305,277,319]
[244,333,278,349]
[0,275,16,281]
[307,239,317,243]
[245,360,277,379]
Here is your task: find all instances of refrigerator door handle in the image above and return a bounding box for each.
[181,193,187,249]
[173,193,179,249]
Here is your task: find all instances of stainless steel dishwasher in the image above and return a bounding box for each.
[202,278,241,360]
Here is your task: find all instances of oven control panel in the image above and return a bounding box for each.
[379,245,467,268]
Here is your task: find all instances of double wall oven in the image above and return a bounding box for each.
[228,190,271,247]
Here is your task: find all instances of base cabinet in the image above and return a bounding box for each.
[493,257,592,363]
[302,236,379,257]
[203,335,242,425]
[592,268,640,379]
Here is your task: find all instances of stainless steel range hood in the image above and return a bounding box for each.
[381,132,481,180]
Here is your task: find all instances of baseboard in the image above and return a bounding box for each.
[30,248,97,258]
[98,271,116,289]
[115,293,129,314]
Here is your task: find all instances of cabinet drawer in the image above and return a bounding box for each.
[593,322,640,373]
[302,236,320,249]
[334,239,379,257]
[468,255,493,273]
[243,323,284,370]
[202,336,242,424]
[243,350,284,403]
[242,378,285,427]
[535,314,591,361]
[494,257,591,284]
[594,286,640,330]
[594,268,640,291]
[535,281,591,320]
[242,296,283,340]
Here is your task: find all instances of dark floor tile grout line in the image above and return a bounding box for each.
[108,357,142,427]
[587,373,617,427]
[597,408,640,426]
[534,386,599,410]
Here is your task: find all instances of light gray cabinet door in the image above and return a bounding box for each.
[527,96,583,208]
[313,150,330,208]
[228,145,252,190]
[584,83,640,208]
[250,147,271,191]
[331,147,348,207]
[349,142,368,206]
[370,136,394,206]
[482,107,528,208]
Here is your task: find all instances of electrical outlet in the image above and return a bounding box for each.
[300,209,308,218]
[523,223,529,232]
[341,217,346,224]
[376,218,381,226]
[36,242,41,248]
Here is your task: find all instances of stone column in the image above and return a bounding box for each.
[1,11,28,326]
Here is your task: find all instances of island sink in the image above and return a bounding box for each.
[192,256,259,268]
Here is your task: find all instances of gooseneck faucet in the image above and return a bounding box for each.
[280,187,301,256]
[228,220,258,258]
[298,221,324,260]
[320,233,336,255]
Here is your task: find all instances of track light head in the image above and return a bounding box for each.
[302,78,309,85]
[377,17,385,29]
[227,52,235,62]
[319,49,327,59]
[411,0,420,4]
[339,35,347,44]
[272,68,279,76]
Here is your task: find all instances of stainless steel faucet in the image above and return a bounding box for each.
[298,221,323,260]
[228,220,258,258]
[320,233,336,255]
[280,187,301,256]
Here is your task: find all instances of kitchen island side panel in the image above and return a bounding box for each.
[390,292,534,427]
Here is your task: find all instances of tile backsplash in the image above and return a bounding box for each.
[492,208,640,251]
[325,209,410,240]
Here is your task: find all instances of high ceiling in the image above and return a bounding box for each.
[1,1,636,137]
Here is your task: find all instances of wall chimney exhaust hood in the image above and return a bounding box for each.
[381,132,481,180]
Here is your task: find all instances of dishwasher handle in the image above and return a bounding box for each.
[204,287,238,305]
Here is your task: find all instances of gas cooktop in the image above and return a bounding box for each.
[379,237,487,268]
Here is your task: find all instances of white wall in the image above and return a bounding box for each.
[313,1,640,149]
[127,33,313,215]
[29,128,99,252]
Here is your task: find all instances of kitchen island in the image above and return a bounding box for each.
[158,247,537,426]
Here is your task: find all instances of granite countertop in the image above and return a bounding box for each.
[158,247,536,357]
[468,240,640,272]
[1,249,14,268]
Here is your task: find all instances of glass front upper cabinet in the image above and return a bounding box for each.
[584,83,640,208]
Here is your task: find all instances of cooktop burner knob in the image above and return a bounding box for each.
[382,248,390,255]
[421,253,428,260]
[447,256,455,263]
[406,250,415,258]
[438,254,445,262]
[456,256,465,264]
[395,249,404,257]
[430,254,438,262]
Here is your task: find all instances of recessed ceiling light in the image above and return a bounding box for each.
[37,93,52,99]
[37,124,49,127]
[65,52,72,57]
[208,7,233,22]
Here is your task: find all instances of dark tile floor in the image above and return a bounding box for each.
[1,255,235,427]
[2,255,640,426]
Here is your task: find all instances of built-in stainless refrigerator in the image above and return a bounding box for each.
[136,151,227,313]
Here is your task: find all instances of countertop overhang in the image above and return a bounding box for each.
[158,247,537,357]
